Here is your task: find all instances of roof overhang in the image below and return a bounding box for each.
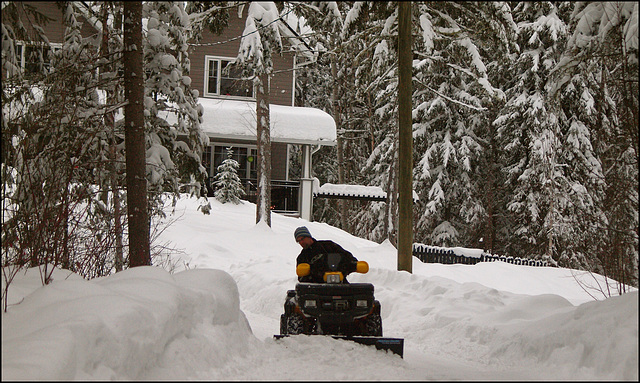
[197,98,336,146]
[314,183,420,202]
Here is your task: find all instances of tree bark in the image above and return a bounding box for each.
[123,1,150,267]
[255,73,272,226]
[386,150,398,247]
[397,1,413,273]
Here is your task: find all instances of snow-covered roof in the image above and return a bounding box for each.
[413,243,485,259]
[198,98,336,146]
[315,183,419,202]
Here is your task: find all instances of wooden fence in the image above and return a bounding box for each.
[412,244,550,267]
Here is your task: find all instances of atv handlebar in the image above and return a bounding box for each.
[356,260,369,274]
[296,261,369,277]
[296,263,311,277]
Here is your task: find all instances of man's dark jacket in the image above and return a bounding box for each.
[296,239,358,283]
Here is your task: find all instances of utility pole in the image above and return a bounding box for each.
[397,1,413,273]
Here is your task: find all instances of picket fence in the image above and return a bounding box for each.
[412,244,550,267]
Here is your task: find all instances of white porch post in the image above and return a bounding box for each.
[299,144,314,221]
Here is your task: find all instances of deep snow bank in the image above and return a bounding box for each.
[487,290,639,380]
[1,266,252,380]
[349,262,638,380]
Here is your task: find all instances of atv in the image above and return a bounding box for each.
[275,253,404,357]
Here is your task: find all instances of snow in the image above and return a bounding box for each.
[569,2,638,52]
[419,15,435,55]
[194,98,336,145]
[146,142,174,184]
[316,182,419,202]
[342,2,363,38]
[2,195,638,380]
[316,183,387,199]
[123,96,336,146]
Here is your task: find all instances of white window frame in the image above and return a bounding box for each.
[203,55,255,100]
[210,144,258,180]
[15,41,62,74]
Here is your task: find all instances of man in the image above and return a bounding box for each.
[294,226,358,283]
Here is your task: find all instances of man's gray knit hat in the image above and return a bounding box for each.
[294,226,312,240]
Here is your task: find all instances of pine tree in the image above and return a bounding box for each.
[332,2,515,247]
[213,148,245,204]
[313,2,401,242]
[550,1,638,289]
[411,2,513,249]
[143,1,207,202]
[493,2,601,268]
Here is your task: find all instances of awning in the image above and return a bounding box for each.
[314,183,420,202]
[198,98,336,146]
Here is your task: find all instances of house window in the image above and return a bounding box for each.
[204,56,254,98]
[203,145,257,195]
[15,42,61,75]
[212,145,257,180]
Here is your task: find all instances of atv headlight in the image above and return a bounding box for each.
[304,299,317,308]
[326,274,341,284]
[356,299,368,308]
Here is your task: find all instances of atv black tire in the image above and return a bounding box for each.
[281,313,305,335]
[363,313,383,336]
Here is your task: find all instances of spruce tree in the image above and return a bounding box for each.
[213,148,245,205]
[550,1,638,289]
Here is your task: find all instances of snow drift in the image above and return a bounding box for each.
[1,195,637,380]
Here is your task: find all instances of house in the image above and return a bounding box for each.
[4,2,337,220]
[186,4,336,218]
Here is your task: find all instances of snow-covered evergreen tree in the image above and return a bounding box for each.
[345,3,400,243]
[327,2,513,246]
[293,2,374,233]
[143,1,207,203]
[410,2,514,249]
[550,2,638,288]
[301,2,516,246]
[303,0,397,237]
[493,2,574,265]
[213,148,245,205]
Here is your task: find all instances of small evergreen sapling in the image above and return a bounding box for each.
[213,148,245,204]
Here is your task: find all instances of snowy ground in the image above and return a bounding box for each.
[2,195,638,380]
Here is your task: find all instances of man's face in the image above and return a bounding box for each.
[296,236,313,249]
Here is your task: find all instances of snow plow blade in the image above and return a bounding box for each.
[333,336,404,357]
[274,335,404,358]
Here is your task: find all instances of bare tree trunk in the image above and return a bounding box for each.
[397,1,413,273]
[101,3,124,272]
[385,149,398,247]
[112,145,124,272]
[256,73,272,226]
[123,1,150,267]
